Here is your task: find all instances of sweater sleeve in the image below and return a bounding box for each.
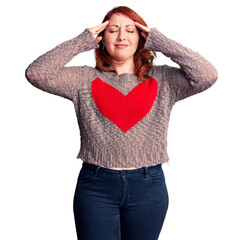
[25,28,99,101]
[144,28,218,103]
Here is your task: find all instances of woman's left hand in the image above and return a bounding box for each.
[134,22,151,39]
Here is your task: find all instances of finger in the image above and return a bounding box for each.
[95,36,102,43]
[135,21,150,33]
[91,20,109,35]
[95,20,109,33]
[141,31,148,39]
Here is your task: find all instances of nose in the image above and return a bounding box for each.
[117,29,126,41]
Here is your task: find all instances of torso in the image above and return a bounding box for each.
[83,161,139,170]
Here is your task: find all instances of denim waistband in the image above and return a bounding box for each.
[82,161,162,178]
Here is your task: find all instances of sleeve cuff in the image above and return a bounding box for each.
[75,28,99,53]
[143,27,167,52]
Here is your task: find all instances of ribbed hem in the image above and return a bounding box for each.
[76,141,169,168]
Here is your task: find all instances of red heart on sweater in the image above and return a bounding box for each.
[92,78,157,132]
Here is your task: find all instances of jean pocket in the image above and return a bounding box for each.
[77,169,93,183]
[148,168,166,186]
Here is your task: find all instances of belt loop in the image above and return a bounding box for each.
[143,167,148,178]
[94,166,101,178]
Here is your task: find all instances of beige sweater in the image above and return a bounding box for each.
[25,27,218,168]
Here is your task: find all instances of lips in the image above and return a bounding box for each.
[115,44,129,48]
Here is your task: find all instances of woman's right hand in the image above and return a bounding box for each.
[88,20,109,43]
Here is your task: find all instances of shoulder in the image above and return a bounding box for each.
[149,64,180,90]
[81,65,98,73]
[73,65,100,90]
[80,65,101,79]
[150,65,165,72]
[150,64,182,78]
[149,65,167,80]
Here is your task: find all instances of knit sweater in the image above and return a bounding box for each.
[25,27,218,168]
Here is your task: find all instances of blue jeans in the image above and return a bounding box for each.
[73,161,169,240]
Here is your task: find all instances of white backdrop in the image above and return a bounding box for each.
[1,0,242,239]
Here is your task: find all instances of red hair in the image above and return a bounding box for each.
[95,6,156,83]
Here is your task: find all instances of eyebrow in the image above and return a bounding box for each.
[109,24,135,27]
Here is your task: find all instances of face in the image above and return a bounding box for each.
[103,13,140,63]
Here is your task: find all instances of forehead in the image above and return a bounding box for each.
[108,13,135,26]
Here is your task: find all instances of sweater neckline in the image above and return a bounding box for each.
[100,70,139,82]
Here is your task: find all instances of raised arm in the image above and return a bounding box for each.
[135,22,218,102]
[25,21,109,100]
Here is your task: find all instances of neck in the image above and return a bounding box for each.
[108,57,136,75]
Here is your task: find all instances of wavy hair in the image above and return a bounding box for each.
[95,6,156,83]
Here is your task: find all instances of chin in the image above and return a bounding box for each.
[111,53,135,62]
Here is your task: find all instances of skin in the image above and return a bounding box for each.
[87,16,151,169]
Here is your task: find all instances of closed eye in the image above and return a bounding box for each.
[109,30,134,33]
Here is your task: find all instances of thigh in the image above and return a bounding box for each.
[73,169,121,240]
[120,168,169,240]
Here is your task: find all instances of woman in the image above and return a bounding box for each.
[25,6,218,240]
